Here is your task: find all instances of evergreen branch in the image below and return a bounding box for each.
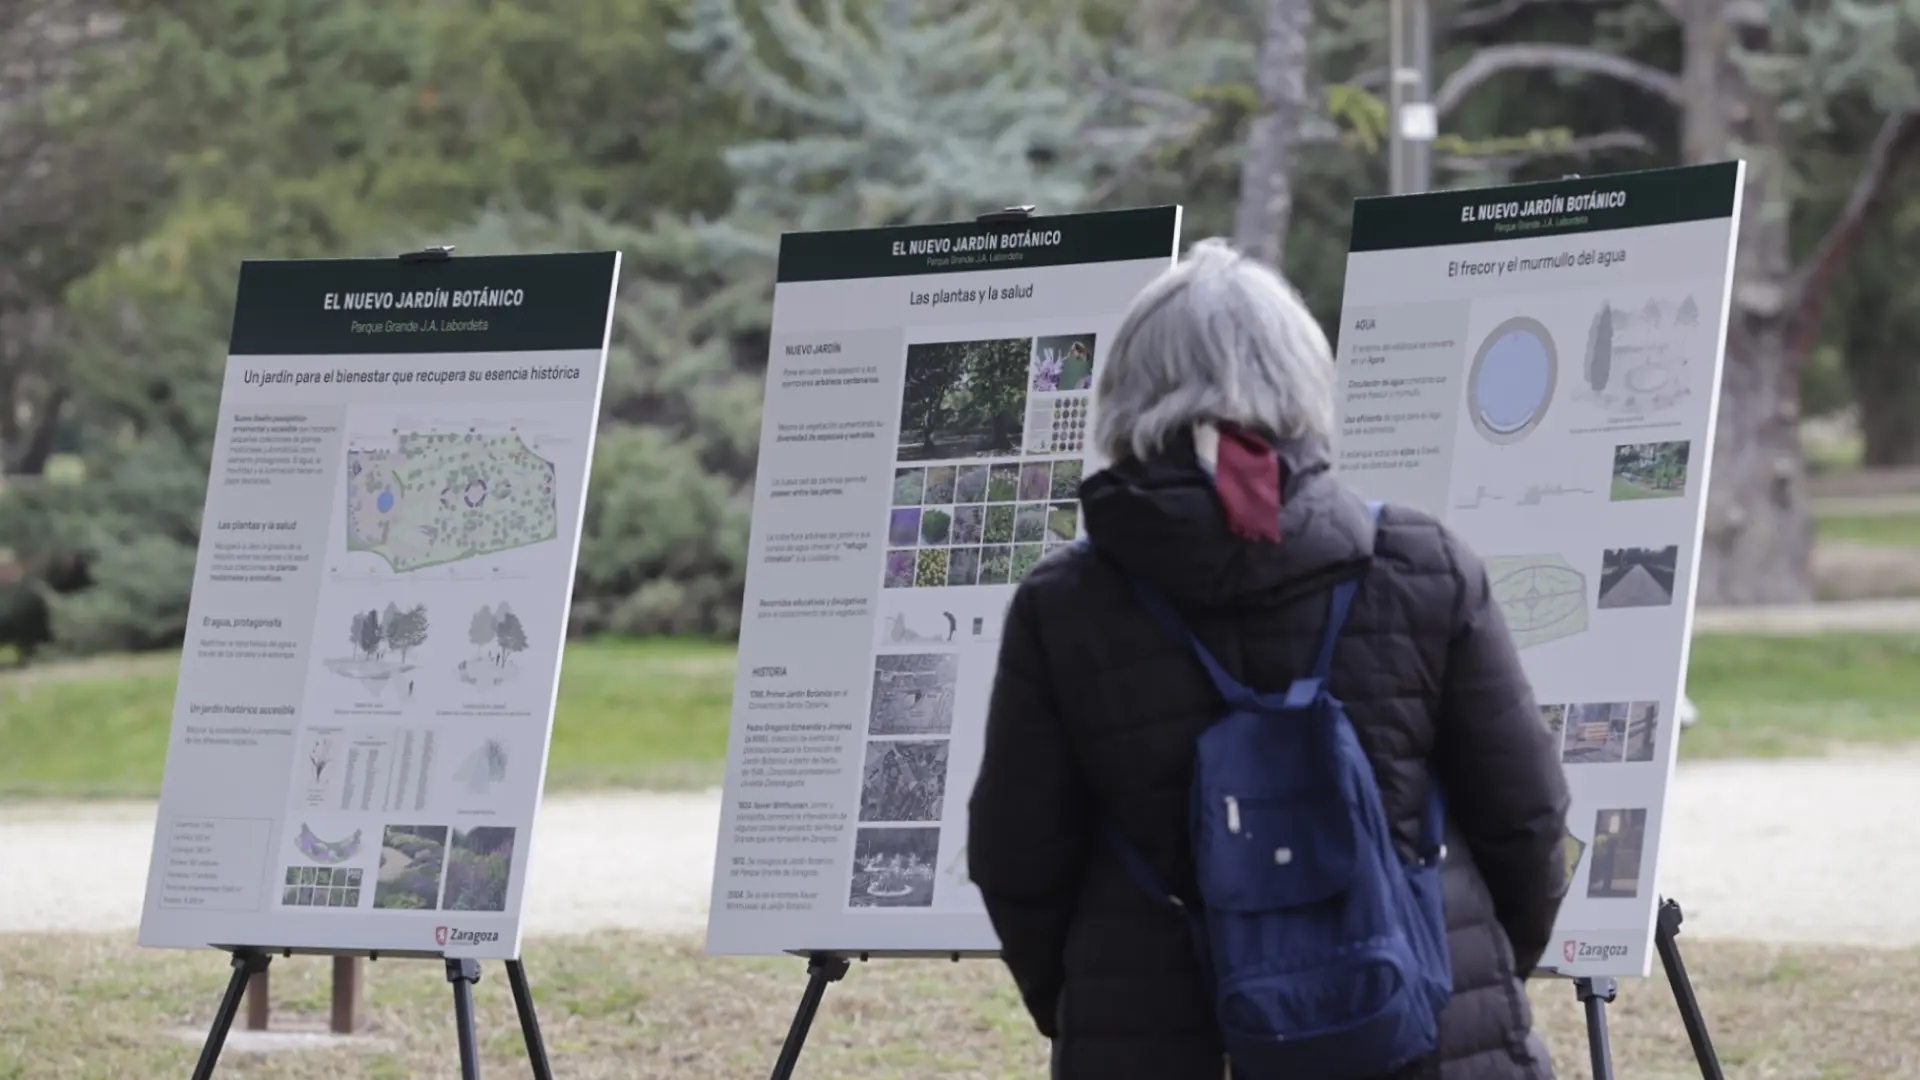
[1786,106,1920,350]
[1434,44,1684,117]
[1435,128,1653,171]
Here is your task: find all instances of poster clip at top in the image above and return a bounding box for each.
[398,245,456,264]
[975,206,1036,225]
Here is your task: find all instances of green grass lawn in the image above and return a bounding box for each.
[6,632,1920,799]
[1608,476,1682,501]
[0,638,735,799]
[5,931,1917,1079]
[1683,632,1920,757]
[1815,509,1920,548]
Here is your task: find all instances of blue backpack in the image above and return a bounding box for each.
[1103,501,1452,1079]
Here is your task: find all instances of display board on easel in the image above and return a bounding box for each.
[706,204,1182,1076]
[137,246,621,1079]
[1327,162,1745,1080]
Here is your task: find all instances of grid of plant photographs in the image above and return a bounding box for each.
[885,459,1083,588]
[1025,394,1088,454]
[282,865,363,908]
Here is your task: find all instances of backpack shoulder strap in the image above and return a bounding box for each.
[1124,579,1254,708]
[1293,498,1383,692]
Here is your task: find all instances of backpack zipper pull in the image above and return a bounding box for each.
[1225,795,1241,835]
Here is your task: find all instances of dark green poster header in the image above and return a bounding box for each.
[1348,162,1741,252]
[226,251,620,355]
[775,206,1182,283]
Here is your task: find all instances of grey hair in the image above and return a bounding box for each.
[1093,237,1335,464]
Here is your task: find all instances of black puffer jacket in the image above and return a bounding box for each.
[968,431,1572,1080]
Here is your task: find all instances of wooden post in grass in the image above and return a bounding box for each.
[240,957,363,1033]
[331,957,363,1033]
[244,966,270,1030]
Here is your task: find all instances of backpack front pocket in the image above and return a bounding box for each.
[1194,788,1357,911]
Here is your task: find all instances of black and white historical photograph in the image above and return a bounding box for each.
[847,826,942,909]
[867,651,959,736]
[1587,808,1650,899]
[858,739,950,822]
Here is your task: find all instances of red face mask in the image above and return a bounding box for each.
[1196,422,1281,544]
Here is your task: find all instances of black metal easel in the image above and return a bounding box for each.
[1571,897,1725,1080]
[187,949,554,1080]
[768,954,854,1080]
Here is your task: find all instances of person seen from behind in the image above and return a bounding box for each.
[967,238,1573,1080]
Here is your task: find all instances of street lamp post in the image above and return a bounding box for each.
[1387,0,1435,195]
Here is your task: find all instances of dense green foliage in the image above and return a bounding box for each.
[0,0,1915,657]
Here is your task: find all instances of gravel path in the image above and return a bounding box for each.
[7,756,1920,948]
[1691,597,1920,635]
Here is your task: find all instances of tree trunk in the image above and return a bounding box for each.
[7,385,65,476]
[1683,0,1817,605]
[1853,350,1920,466]
[1231,0,1313,266]
[1698,309,1816,604]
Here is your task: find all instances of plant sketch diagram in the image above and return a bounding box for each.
[1454,483,1594,511]
[459,602,531,689]
[306,736,334,784]
[455,739,510,796]
[1579,295,1702,415]
[296,823,365,865]
[322,602,430,698]
[883,609,956,643]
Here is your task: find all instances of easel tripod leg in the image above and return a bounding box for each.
[1574,976,1618,1080]
[767,955,852,1080]
[1656,899,1726,1080]
[446,958,484,1080]
[504,959,555,1080]
[190,949,271,1080]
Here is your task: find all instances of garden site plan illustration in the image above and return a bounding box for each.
[139,250,619,961]
[347,429,559,572]
[1328,164,1743,978]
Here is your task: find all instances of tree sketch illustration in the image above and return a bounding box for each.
[460,602,531,688]
[329,603,430,697]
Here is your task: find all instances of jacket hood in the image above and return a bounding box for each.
[1078,429,1376,607]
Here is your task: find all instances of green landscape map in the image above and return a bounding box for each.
[346,430,559,572]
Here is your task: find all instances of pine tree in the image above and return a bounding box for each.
[675,0,1224,251]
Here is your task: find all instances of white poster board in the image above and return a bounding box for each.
[707,208,1184,956]
[1329,163,1744,978]
[138,251,621,960]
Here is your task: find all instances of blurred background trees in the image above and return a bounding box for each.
[1,0,1916,660]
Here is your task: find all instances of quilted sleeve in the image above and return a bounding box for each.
[1432,531,1573,976]
[968,581,1090,1037]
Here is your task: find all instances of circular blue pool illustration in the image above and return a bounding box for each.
[376,490,395,513]
[1467,317,1558,443]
